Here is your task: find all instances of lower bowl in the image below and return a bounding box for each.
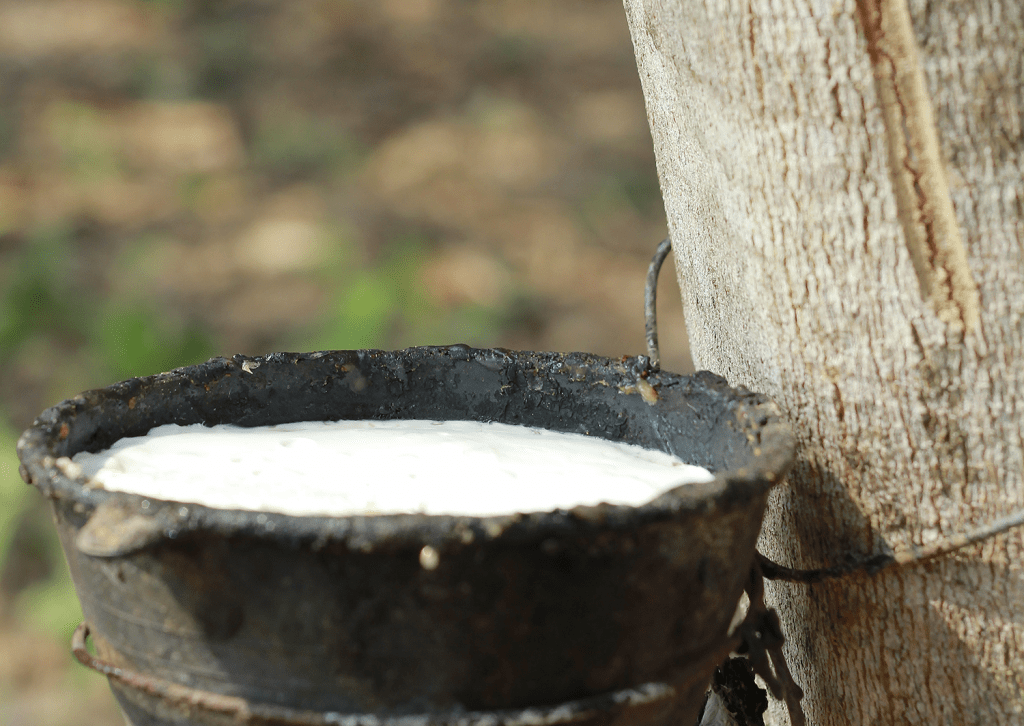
[17,346,794,726]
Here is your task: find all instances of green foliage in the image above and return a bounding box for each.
[96,305,215,380]
[0,226,85,360]
[331,269,402,350]
[0,107,15,162]
[0,418,31,581]
[616,168,663,215]
[251,114,365,179]
[0,416,82,641]
[12,560,83,641]
[579,166,665,234]
[301,236,428,351]
[298,235,508,352]
[422,302,508,348]
[0,227,216,378]
[194,15,257,99]
[481,35,543,76]
[47,101,123,183]
[178,172,212,210]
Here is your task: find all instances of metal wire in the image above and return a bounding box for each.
[758,507,1024,583]
[72,622,681,726]
[644,237,673,371]
[72,622,355,725]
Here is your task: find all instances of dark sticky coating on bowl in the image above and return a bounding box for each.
[17,346,794,723]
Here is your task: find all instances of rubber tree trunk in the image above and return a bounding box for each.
[621,0,1024,723]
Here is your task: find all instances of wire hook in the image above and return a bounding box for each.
[644,237,673,371]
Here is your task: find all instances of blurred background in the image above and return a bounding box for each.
[0,1,692,723]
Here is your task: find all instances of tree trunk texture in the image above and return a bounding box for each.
[622,1,1023,724]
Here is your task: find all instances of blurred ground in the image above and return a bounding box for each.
[0,1,691,723]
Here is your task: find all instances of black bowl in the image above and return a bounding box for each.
[17,346,794,726]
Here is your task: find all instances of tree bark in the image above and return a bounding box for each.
[622,0,1024,724]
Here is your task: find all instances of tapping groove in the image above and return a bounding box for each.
[855,0,980,333]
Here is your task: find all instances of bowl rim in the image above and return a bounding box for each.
[16,345,796,555]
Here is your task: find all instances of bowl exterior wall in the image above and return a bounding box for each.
[20,347,795,724]
[56,491,764,715]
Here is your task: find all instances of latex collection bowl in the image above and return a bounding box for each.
[16,345,794,726]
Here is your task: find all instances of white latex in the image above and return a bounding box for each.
[72,420,714,517]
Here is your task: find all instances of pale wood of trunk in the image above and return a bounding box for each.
[622,0,1024,723]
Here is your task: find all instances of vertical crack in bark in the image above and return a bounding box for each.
[855,0,981,333]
